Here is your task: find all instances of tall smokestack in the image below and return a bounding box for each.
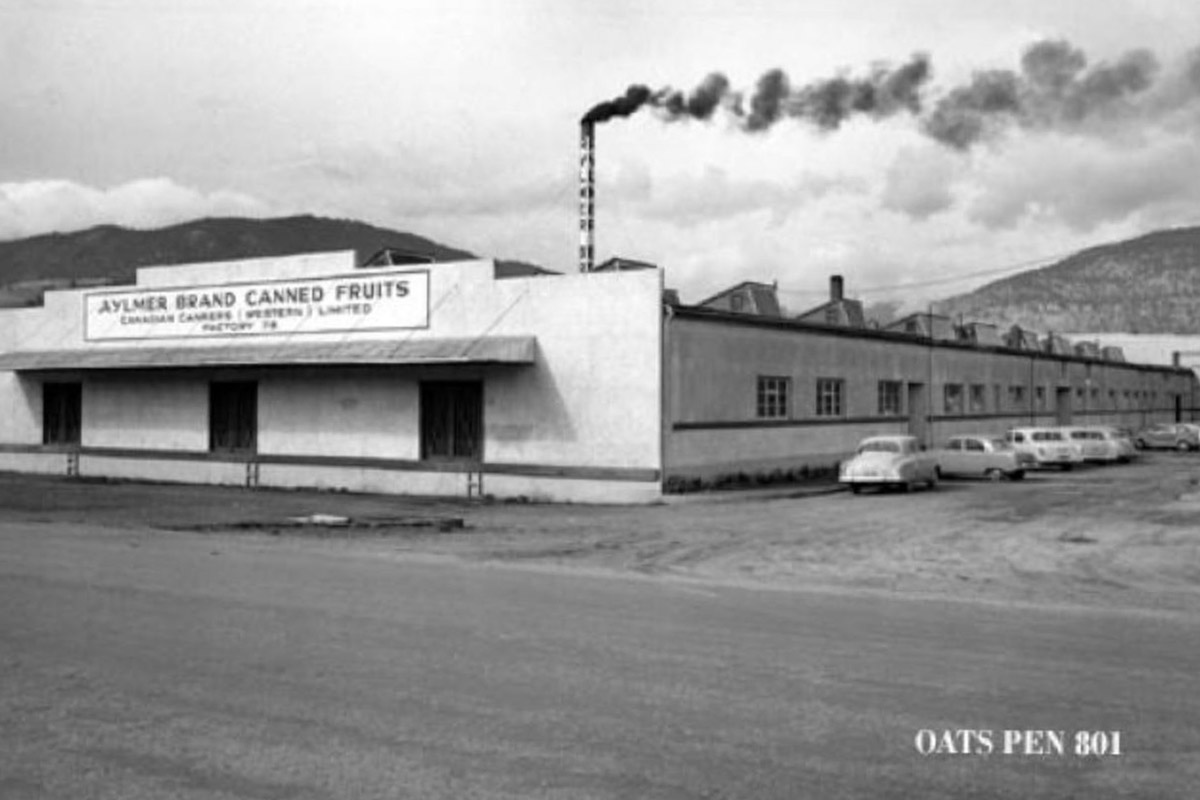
[830,274,844,302]
[579,121,595,272]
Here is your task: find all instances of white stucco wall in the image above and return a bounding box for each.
[257,373,419,460]
[0,252,665,501]
[0,372,40,446]
[84,376,209,451]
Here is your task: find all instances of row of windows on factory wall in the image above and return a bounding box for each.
[41,380,484,461]
[755,376,1175,420]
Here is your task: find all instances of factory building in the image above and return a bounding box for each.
[0,252,1196,502]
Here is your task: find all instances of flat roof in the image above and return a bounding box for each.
[0,336,537,371]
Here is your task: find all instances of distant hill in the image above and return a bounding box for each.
[0,215,553,306]
[936,226,1200,334]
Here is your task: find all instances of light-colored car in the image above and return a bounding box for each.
[1005,427,1084,470]
[839,435,939,494]
[1134,423,1200,451]
[1062,427,1122,463]
[936,435,1033,480]
[1088,426,1137,462]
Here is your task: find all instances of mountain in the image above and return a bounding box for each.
[935,226,1200,334]
[0,215,552,306]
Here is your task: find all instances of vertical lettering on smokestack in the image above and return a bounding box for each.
[579,121,595,272]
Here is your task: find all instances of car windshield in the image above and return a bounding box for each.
[859,440,901,454]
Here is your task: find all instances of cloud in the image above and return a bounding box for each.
[613,164,868,228]
[262,141,571,221]
[966,133,1200,230]
[0,178,271,241]
[881,146,963,219]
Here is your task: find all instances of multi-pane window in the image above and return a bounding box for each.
[944,383,964,414]
[877,381,903,416]
[756,376,790,419]
[43,382,82,446]
[816,378,844,417]
[969,384,986,413]
[1035,386,1047,410]
[209,381,257,453]
[1009,385,1026,408]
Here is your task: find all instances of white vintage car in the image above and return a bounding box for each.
[839,435,939,494]
[1005,427,1083,469]
[936,435,1034,480]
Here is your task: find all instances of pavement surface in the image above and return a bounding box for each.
[2,459,1199,798]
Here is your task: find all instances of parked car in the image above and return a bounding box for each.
[839,435,939,493]
[1005,427,1084,469]
[1062,427,1122,463]
[936,435,1032,480]
[1133,423,1200,451]
[1087,426,1138,462]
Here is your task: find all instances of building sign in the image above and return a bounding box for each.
[84,270,429,341]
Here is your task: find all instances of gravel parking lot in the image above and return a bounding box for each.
[2,451,1198,613]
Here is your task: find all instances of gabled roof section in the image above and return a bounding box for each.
[886,312,957,341]
[794,275,865,328]
[795,299,866,328]
[697,281,782,318]
[956,321,1002,346]
[1043,332,1074,355]
[1004,325,1042,351]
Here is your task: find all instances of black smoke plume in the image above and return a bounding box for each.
[657,72,731,120]
[581,85,654,124]
[582,54,932,133]
[584,39,1200,148]
[924,39,1166,148]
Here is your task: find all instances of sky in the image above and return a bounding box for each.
[3,0,1200,310]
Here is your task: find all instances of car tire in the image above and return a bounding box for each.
[927,471,938,490]
[849,484,862,494]
[1177,441,1193,452]
[1010,470,1025,481]
[985,468,1003,482]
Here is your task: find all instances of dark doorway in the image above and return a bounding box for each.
[907,382,927,445]
[421,381,483,461]
[43,382,82,446]
[1055,386,1072,426]
[210,381,257,453]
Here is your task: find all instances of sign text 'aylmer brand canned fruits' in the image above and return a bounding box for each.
[84,271,429,340]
